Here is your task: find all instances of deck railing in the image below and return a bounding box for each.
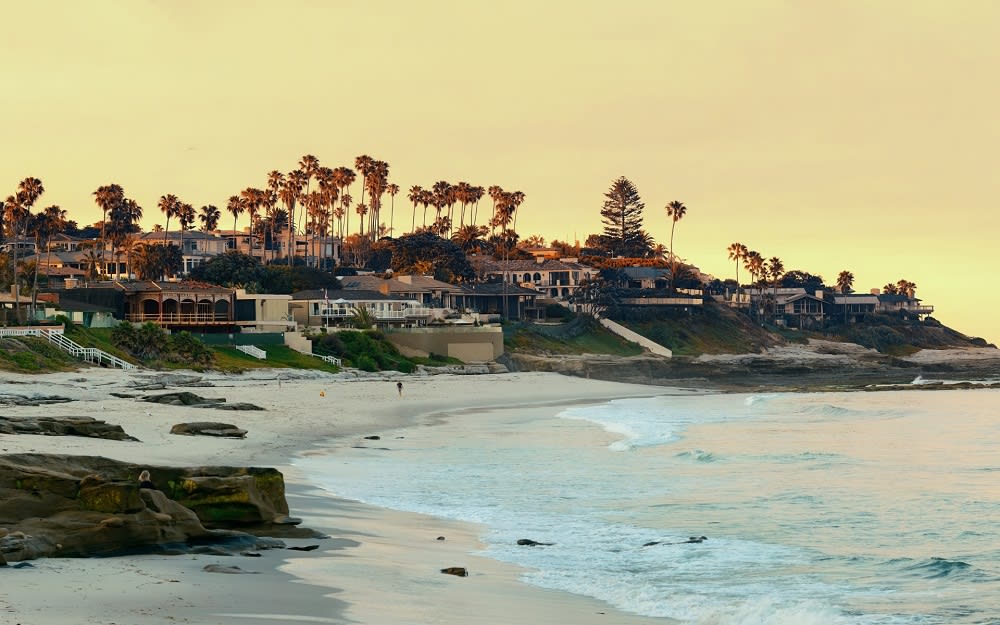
[126,313,232,324]
[235,345,267,359]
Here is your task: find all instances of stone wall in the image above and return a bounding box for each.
[386,326,503,363]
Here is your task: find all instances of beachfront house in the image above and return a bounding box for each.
[139,231,229,276]
[217,228,342,269]
[775,290,827,328]
[828,293,879,323]
[339,274,462,309]
[876,292,934,318]
[470,256,595,301]
[452,282,542,321]
[233,289,296,333]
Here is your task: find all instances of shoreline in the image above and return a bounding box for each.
[1,369,680,624]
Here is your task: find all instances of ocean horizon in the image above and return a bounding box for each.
[294,387,1000,625]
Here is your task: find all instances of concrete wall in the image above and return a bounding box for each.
[386,326,503,363]
[284,331,313,355]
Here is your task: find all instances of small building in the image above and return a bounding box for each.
[775,291,827,328]
[471,257,595,300]
[139,231,229,275]
[876,293,934,317]
[233,289,295,333]
[453,282,541,320]
[829,293,879,323]
[339,274,462,308]
[118,280,236,330]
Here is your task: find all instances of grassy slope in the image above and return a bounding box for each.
[619,301,784,357]
[504,316,645,357]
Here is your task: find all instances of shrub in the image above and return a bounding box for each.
[354,354,378,372]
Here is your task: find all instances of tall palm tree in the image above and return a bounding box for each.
[106,197,142,278]
[226,195,246,252]
[281,171,306,263]
[487,185,503,235]
[767,256,784,323]
[354,155,374,217]
[727,242,747,290]
[385,183,399,237]
[28,205,65,315]
[177,202,195,274]
[332,167,355,238]
[470,185,485,226]
[158,194,179,247]
[451,224,490,254]
[664,200,687,294]
[837,270,855,322]
[297,154,320,235]
[198,204,221,233]
[9,178,44,319]
[407,185,423,233]
[266,171,284,263]
[93,184,124,269]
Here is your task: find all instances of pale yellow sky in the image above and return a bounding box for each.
[3,1,998,342]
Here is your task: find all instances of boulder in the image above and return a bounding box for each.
[0,454,294,563]
[170,422,247,438]
[0,416,138,441]
[516,538,554,546]
[140,392,263,411]
[440,567,469,577]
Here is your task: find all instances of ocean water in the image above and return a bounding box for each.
[294,388,1000,625]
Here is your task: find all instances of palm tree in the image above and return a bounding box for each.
[407,185,423,232]
[158,194,179,246]
[177,202,195,272]
[451,224,490,254]
[896,279,916,298]
[333,167,355,238]
[727,242,748,291]
[385,183,399,237]
[297,154,320,236]
[487,185,503,235]
[664,200,687,293]
[93,184,124,269]
[767,256,784,323]
[354,155,374,216]
[226,195,246,252]
[281,171,306,263]
[837,270,855,323]
[198,204,221,233]
[9,178,44,319]
[106,197,142,278]
[28,206,65,315]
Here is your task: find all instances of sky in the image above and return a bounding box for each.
[3,1,998,343]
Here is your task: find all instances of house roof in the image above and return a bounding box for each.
[877,294,921,303]
[471,257,591,273]
[776,293,825,305]
[114,280,234,294]
[339,274,461,293]
[139,231,225,242]
[52,297,118,314]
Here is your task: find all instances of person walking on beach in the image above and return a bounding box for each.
[396,381,403,396]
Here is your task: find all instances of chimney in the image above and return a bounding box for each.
[815,290,823,299]
[870,288,880,295]
[535,256,545,264]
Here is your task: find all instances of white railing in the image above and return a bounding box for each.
[235,345,267,359]
[319,306,432,321]
[0,326,137,370]
[312,353,342,366]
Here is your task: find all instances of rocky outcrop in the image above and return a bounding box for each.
[0,394,74,407]
[0,416,137,441]
[139,392,264,411]
[0,454,295,563]
[170,422,248,438]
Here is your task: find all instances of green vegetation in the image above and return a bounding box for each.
[0,337,78,372]
[312,329,457,372]
[505,315,644,356]
[212,345,340,373]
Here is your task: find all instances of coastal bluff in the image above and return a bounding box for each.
[0,454,296,564]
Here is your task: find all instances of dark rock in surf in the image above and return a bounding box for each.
[440,567,469,577]
[517,538,554,547]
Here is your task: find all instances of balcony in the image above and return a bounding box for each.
[319,306,431,321]
[126,313,232,324]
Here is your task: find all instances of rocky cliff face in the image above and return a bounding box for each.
[0,454,296,563]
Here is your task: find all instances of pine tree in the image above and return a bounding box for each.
[600,176,647,257]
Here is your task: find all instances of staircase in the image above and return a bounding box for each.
[235,345,267,359]
[0,326,138,370]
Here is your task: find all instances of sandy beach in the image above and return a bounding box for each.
[1,368,682,625]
